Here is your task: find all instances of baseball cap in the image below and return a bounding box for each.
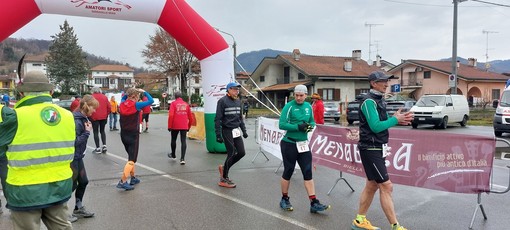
[368,71,394,82]
[226,82,241,90]
[294,85,308,94]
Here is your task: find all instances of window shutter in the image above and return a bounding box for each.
[334,89,340,101]
[318,89,323,98]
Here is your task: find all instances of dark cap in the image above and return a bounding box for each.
[368,71,394,82]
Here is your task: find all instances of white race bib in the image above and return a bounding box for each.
[232,128,241,138]
[296,141,310,153]
[382,143,392,158]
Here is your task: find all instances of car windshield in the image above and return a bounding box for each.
[416,96,445,107]
[348,102,359,108]
[500,91,510,106]
[324,103,337,108]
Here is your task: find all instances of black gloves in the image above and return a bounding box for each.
[298,122,313,132]
[243,132,248,138]
[216,136,224,143]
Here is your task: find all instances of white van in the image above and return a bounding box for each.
[493,87,510,137]
[410,94,469,129]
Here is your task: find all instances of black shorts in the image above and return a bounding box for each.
[142,113,149,122]
[359,149,389,183]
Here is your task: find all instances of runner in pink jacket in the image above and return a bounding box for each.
[167,92,194,165]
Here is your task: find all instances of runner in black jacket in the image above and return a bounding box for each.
[214,82,248,188]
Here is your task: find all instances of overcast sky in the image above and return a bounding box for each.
[10,0,510,69]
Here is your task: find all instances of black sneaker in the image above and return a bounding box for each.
[93,148,101,154]
[101,145,107,154]
[167,152,176,159]
[310,199,331,213]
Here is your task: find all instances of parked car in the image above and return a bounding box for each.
[386,100,416,116]
[323,102,340,121]
[55,99,73,111]
[494,86,510,137]
[151,98,161,110]
[410,94,469,129]
[346,101,360,124]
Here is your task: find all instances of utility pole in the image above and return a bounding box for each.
[365,22,383,64]
[450,0,467,95]
[482,30,498,71]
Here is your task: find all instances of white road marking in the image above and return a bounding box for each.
[98,147,317,230]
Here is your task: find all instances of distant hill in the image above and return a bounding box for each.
[235,49,290,73]
[440,57,510,74]
[0,37,147,75]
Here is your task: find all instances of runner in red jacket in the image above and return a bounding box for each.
[167,92,193,165]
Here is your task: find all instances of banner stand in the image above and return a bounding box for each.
[327,171,355,195]
[251,147,270,163]
[469,138,510,229]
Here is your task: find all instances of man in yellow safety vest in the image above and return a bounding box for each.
[0,70,75,229]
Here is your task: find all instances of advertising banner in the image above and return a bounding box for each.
[310,125,495,194]
[257,117,286,160]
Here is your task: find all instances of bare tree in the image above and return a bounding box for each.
[141,28,198,94]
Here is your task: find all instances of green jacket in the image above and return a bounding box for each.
[279,100,315,143]
[1,95,74,211]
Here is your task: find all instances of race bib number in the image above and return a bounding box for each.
[382,143,392,158]
[296,141,309,153]
[232,128,241,138]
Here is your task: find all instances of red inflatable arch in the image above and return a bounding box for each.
[0,0,232,152]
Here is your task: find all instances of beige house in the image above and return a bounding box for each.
[251,49,385,109]
[89,65,134,91]
[388,58,508,106]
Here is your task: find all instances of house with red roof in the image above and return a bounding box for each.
[250,49,385,109]
[388,58,508,106]
[89,64,134,91]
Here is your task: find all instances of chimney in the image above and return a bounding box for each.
[292,49,301,61]
[468,58,477,67]
[376,55,381,67]
[352,50,361,61]
[344,58,352,72]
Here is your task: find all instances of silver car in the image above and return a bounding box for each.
[323,102,341,121]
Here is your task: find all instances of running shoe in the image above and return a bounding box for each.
[218,165,224,178]
[310,199,331,213]
[130,176,141,185]
[218,177,236,188]
[351,219,381,230]
[116,180,134,190]
[93,148,101,154]
[392,224,407,230]
[180,160,186,165]
[68,214,78,223]
[101,145,107,154]
[144,128,148,133]
[279,197,293,211]
[73,206,95,218]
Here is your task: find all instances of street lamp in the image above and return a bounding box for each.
[214,27,237,71]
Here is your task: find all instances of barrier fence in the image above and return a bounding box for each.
[254,117,510,229]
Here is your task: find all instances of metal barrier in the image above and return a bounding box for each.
[469,138,510,229]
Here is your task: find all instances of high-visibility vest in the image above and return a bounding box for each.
[6,103,75,186]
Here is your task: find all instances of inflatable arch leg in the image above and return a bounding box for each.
[0,0,229,152]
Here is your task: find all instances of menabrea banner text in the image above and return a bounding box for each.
[310,125,495,194]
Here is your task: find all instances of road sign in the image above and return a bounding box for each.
[449,74,456,87]
[391,84,401,93]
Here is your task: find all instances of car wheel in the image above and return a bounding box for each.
[347,120,353,125]
[411,122,418,129]
[334,118,340,121]
[440,117,448,129]
[460,115,468,127]
[495,131,503,137]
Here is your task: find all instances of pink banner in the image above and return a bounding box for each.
[310,125,495,194]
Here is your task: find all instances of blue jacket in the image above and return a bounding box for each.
[73,111,90,160]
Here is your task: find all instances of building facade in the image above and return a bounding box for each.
[89,64,134,92]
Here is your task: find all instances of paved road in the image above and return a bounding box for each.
[1,115,510,229]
